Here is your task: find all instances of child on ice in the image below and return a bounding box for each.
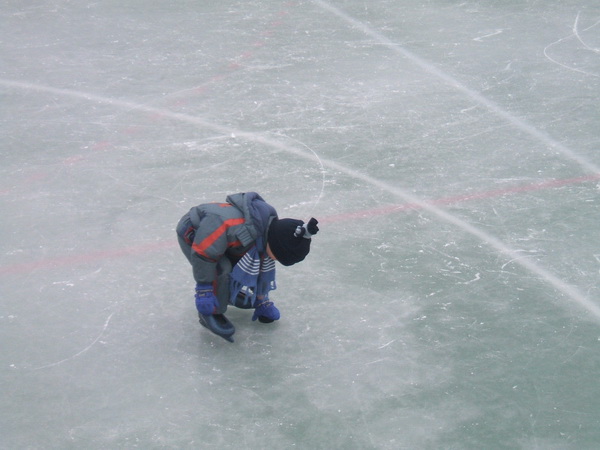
[176,192,319,342]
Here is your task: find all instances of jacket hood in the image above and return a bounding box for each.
[226,192,277,249]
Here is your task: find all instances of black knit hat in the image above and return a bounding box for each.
[267,218,319,266]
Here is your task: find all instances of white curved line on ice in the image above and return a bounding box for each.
[2,78,599,321]
[32,312,114,370]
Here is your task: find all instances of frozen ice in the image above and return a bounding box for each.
[2,1,600,448]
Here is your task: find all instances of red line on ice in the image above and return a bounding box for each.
[320,174,600,224]
[0,241,175,276]
[1,174,599,275]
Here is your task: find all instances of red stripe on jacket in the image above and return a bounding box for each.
[192,218,245,259]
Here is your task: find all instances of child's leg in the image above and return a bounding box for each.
[214,257,232,314]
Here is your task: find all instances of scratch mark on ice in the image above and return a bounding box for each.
[365,358,388,365]
[32,312,114,370]
[543,12,600,78]
[378,340,395,349]
[461,273,481,285]
[473,29,504,41]
[573,12,600,53]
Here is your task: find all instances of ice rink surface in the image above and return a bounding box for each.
[2,0,600,448]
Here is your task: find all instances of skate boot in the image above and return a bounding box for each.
[199,313,235,343]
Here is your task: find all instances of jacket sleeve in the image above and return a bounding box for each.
[189,213,244,284]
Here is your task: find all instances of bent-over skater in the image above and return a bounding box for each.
[176,192,318,342]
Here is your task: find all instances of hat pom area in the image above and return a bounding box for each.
[294,218,319,239]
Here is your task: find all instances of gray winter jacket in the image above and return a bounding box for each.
[177,192,277,284]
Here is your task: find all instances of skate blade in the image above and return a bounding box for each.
[199,314,235,343]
